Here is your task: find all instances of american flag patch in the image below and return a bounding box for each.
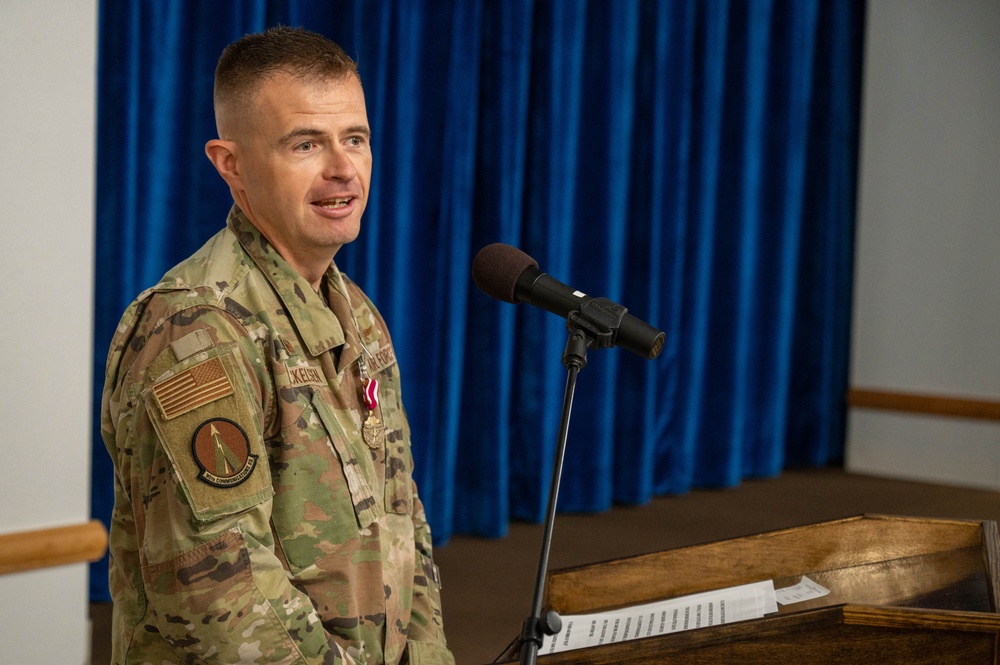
[152,357,234,420]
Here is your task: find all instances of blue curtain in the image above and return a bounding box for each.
[91,0,865,600]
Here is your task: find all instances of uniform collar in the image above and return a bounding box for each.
[227,206,352,359]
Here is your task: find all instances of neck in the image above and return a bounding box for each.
[232,200,337,290]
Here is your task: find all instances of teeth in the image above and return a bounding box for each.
[318,198,350,209]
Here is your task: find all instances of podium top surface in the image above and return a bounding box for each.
[544,514,1000,616]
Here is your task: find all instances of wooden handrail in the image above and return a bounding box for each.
[0,520,108,576]
[848,388,1000,422]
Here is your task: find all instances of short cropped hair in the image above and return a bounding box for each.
[213,26,359,137]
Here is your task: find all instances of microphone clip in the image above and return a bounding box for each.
[565,298,628,351]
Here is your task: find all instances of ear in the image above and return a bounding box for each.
[205,139,243,189]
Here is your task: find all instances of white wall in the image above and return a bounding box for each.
[0,1,98,662]
[848,0,1000,490]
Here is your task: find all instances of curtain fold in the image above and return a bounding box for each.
[91,0,865,600]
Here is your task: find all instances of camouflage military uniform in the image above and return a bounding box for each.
[102,207,454,665]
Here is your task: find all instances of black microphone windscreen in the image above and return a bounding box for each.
[471,243,538,304]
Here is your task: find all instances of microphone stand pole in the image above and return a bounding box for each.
[519,326,591,665]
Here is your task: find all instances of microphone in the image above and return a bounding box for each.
[471,243,665,359]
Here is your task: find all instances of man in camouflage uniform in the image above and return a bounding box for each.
[101,27,455,664]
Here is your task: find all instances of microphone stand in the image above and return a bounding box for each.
[518,322,594,665]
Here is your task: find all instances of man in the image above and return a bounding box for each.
[101,27,454,664]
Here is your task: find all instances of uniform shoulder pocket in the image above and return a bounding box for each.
[144,346,271,522]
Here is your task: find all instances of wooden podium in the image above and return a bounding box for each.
[496,515,1000,664]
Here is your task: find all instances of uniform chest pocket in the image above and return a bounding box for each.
[372,367,414,516]
[312,393,382,526]
[268,390,381,574]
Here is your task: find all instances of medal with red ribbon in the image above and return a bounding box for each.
[359,355,385,449]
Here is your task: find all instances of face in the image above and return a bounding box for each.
[209,72,372,284]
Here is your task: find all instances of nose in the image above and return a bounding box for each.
[324,145,357,181]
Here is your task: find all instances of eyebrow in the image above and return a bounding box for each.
[279,128,326,145]
[279,125,371,145]
[344,125,372,139]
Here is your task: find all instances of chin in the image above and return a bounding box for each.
[325,227,361,249]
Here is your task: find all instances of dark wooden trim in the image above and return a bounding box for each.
[0,520,108,576]
[984,521,1000,613]
[848,388,1000,422]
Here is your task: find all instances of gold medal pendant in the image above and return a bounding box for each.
[362,412,385,449]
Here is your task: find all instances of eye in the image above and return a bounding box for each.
[295,140,315,152]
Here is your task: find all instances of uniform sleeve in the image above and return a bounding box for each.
[404,489,456,665]
[107,305,350,665]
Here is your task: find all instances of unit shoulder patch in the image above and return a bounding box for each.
[191,418,258,488]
